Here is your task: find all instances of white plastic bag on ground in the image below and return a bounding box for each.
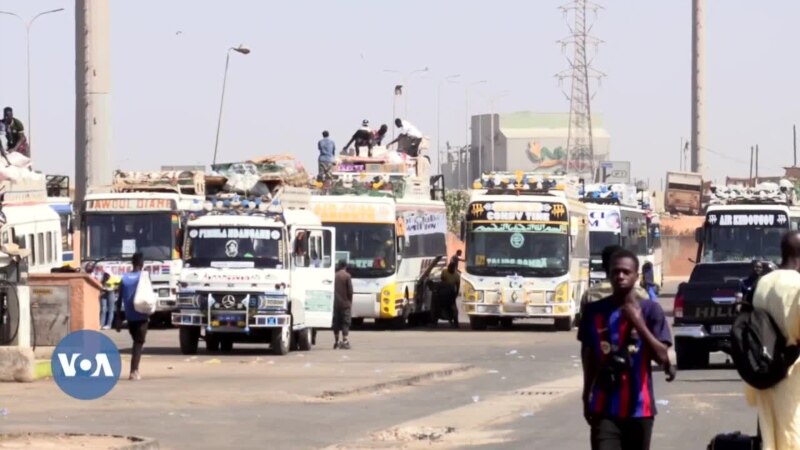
[133,271,157,315]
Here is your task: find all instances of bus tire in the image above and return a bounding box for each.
[179,327,199,355]
[205,333,221,352]
[469,316,488,331]
[555,316,573,331]
[272,328,290,355]
[220,338,234,352]
[296,328,312,351]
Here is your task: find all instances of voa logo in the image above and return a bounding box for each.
[52,330,122,400]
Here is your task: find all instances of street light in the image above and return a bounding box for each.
[464,80,487,185]
[484,91,510,171]
[212,45,250,166]
[0,7,65,148]
[437,74,460,174]
[383,66,429,139]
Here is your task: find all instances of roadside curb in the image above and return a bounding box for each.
[320,364,475,400]
[33,360,51,381]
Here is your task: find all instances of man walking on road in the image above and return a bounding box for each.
[578,249,673,450]
[744,231,800,449]
[582,245,650,307]
[116,252,150,381]
[333,261,353,349]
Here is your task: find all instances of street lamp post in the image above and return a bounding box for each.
[383,67,429,140]
[212,45,250,166]
[437,74,460,174]
[0,7,65,148]
[464,80,487,185]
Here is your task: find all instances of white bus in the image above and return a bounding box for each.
[310,154,448,328]
[1,178,63,273]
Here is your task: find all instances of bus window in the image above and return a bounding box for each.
[46,232,53,263]
[28,234,35,266]
[38,233,45,264]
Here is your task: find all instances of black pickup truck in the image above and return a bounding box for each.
[672,262,753,369]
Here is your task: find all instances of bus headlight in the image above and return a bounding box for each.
[178,295,200,308]
[258,295,288,310]
[380,283,397,304]
[554,282,570,303]
[462,281,483,302]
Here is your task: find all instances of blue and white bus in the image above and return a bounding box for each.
[46,175,74,263]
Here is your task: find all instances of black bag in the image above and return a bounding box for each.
[707,431,760,449]
[730,308,800,390]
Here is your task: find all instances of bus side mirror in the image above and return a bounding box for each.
[459,221,466,241]
[694,227,703,243]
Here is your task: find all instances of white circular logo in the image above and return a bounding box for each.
[221,295,236,309]
[510,233,525,249]
[188,229,198,238]
[271,230,280,240]
[225,240,239,257]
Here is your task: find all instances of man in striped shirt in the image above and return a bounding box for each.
[578,249,673,450]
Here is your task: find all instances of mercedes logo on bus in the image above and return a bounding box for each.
[221,295,236,309]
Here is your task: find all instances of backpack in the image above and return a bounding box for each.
[730,307,800,390]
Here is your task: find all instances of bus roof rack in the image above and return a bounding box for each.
[708,180,796,206]
[471,171,583,199]
[579,183,639,207]
[111,170,206,195]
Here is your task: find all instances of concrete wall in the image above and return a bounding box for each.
[663,236,697,277]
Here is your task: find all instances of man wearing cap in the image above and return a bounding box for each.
[342,120,375,157]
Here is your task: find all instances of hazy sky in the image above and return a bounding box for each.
[1,0,799,188]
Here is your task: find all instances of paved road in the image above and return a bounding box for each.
[0,289,760,449]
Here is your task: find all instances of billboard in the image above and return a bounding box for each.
[598,161,631,184]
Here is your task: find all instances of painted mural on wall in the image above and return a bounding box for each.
[526,141,567,173]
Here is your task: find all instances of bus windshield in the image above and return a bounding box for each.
[589,231,619,257]
[84,212,175,262]
[326,223,395,278]
[185,227,284,269]
[702,226,784,264]
[702,210,789,264]
[466,224,569,277]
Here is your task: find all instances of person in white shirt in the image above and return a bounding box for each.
[387,118,423,156]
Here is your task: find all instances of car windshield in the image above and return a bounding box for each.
[325,222,395,278]
[185,226,284,269]
[466,223,569,277]
[84,212,175,261]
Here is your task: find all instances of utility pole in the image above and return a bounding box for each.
[755,144,759,184]
[75,0,112,225]
[749,146,754,186]
[794,124,797,167]
[690,0,706,176]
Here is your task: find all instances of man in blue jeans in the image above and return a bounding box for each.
[92,264,115,330]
